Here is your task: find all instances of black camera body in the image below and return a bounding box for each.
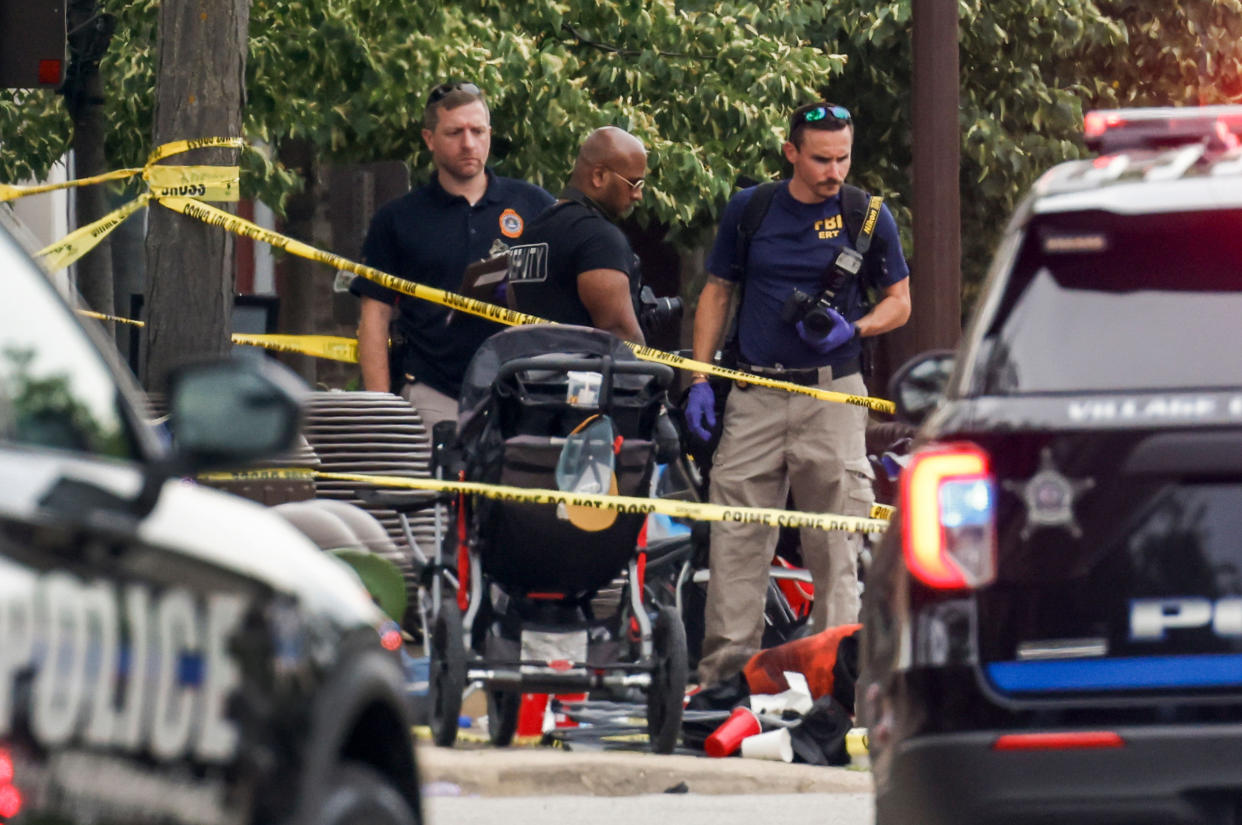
[780,246,864,335]
[780,288,841,334]
[638,285,683,334]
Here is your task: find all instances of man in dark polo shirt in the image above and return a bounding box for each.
[507,127,646,345]
[350,81,554,429]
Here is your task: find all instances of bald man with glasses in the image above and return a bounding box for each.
[350,81,554,429]
[507,126,648,344]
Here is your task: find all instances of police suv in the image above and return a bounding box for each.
[861,105,1242,825]
[0,223,420,824]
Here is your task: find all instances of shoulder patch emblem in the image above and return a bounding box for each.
[499,208,524,238]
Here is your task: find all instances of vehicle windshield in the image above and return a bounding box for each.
[0,230,138,458]
[978,208,1242,394]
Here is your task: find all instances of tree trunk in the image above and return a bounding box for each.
[141,0,248,392]
[872,0,962,399]
[65,0,115,328]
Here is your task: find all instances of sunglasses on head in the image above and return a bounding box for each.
[794,104,852,128]
[427,81,482,106]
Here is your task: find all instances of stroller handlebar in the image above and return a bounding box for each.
[495,355,676,397]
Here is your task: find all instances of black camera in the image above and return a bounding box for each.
[638,285,683,334]
[780,288,840,335]
[779,247,864,335]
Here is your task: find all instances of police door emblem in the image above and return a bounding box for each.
[1002,447,1095,538]
[499,208,524,238]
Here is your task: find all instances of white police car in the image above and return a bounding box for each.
[0,223,420,824]
[861,105,1242,825]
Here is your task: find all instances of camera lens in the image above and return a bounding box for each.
[803,306,835,336]
[639,287,683,332]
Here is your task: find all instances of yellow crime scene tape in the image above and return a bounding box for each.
[73,310,359,364]
[76,309,145,327]
[37,194,152,271]
[200,469,888,535]
[0,167,140,202]
[230,334,359,363]
[198,468,318,482]
[159,194,895,415]
[144,164,239,202]
[6,138,245,271]
[197,470,892,525]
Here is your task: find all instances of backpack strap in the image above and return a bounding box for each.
[731,181,782,282]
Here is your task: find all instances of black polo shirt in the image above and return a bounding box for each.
[507,189,640,328]
[350,170,554,397]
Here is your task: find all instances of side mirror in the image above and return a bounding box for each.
[888,349,956,427]
[166,357,308,472]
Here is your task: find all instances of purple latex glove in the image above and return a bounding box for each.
[684,381,717,442]
[492,279,508,303]
[796,308,855,355]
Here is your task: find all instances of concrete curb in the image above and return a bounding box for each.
[417,744,873,797]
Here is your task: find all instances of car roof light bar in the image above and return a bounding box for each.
[1084,105,1242,154]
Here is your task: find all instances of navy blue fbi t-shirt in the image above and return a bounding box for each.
[705,181,909,370]
[350,171,554,397]
[506,198,641,328]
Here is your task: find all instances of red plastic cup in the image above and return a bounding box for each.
[704,706,761,758]
[516,693,549,737]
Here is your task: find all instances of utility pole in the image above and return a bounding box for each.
[875,0,962,391]
[141,0,248,391]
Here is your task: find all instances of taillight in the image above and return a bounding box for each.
[993,731,1124,751]
[0,748,21,819]
[900,443,996,589]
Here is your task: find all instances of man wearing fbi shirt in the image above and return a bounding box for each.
[685,102,911,686]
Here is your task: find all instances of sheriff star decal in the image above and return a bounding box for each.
[1002,447,1095,539]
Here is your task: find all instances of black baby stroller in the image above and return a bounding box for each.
[424,325,688,752]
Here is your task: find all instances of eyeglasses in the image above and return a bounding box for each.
[793,104,852,132]
[605,167,645,193]
[426,81,482,107]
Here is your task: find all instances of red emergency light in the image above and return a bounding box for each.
[1084,105,1242,154]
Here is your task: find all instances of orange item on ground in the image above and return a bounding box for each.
[742,623,862,699]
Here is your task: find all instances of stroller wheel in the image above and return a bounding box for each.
[646,604,688,754]
[486,690,521,747]
[428,599,465,747]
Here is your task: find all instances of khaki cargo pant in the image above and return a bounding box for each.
[695,368,875,686]
[400,380,457,433]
